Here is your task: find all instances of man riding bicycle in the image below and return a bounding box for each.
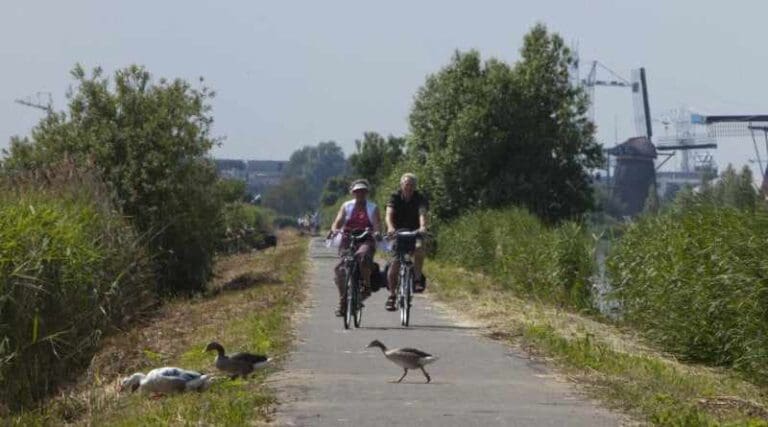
[385,173,428,312]
[329,179,382,317]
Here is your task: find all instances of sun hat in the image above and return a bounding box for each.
[350,179,370,193]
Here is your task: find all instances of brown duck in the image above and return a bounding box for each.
[204,341,270,379]
[366,339,439,383]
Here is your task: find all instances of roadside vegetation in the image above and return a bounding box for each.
[5,230,307,426]
[0,162,155,411]
[609,166,768,382]
[0,65,277,414]
[436,208,594,310]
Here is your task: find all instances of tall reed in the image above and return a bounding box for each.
[608,200,768,381]
[0,162,154,410]
[437,207,595,310]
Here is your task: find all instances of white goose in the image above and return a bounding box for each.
[366,339,439,383]
[119,367,211,395]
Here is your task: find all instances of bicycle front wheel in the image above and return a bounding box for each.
[400,267,412,327]
[343,269,353,330]
[353,279,363,328]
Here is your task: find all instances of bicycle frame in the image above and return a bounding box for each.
[340,229,370,329]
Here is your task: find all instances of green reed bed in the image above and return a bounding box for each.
[436,207,595,310]
[608,200,768,382]
[0,167,153,411]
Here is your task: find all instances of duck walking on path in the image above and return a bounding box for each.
[366,339,439,383]
[119,367,211,396]
[204,341,270,379]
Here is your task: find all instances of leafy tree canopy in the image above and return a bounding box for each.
[2,64,222,294]
[407,23,602,223]
[284,141,347,197]
[348,132,405,192]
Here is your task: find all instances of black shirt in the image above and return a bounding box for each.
[387,190,428,230]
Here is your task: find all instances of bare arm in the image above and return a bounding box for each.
[331,204,346,234]
[419,208,428,231]
[371,206,382,234]
[386,206,396,234]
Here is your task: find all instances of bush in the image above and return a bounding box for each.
[0,164,154,410]
[218,203,275,253]
[436,207,595,310]
[3,65,223,294]
[607,199,768,381]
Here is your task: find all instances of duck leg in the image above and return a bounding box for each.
[420,367,431,383]
[396,368,408,383]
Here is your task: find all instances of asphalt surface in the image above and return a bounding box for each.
[273,238,625,426]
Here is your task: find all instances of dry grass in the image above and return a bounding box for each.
[5,229,308,426]
[427,260,768,426]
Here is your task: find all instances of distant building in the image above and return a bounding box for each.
[215,159,286,195]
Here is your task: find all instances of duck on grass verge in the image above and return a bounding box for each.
[119,367,211,397]
[204,341,271,380]
[366,339,439,383]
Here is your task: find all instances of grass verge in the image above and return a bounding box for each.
[427,260,768,427]
[4,229,308,426]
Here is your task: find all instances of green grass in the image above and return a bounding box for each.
[428,260,768,426]
[5,232,308,426]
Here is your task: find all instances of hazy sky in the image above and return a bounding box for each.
[2,1,766,174]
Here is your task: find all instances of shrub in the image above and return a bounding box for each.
[218,203,275,253]
[3,65,222,294]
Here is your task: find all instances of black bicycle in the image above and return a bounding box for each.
[339,229,371,329]
[390,230,422,327]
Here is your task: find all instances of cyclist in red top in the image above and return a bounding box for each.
[329,179,382,316]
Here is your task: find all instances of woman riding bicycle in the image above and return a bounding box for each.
[329,179,382,317]
[385,173,429,312]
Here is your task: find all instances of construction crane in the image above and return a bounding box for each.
[579,60,632,124]
[14,92,52,113]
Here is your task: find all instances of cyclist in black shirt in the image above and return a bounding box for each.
[385,173,428,311]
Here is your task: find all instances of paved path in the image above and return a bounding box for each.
[273,238,625,426]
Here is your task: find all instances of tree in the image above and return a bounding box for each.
[348,132,405,190]
[262,176,313,216]
[320,175,351,207]
[2,64,222,294]
[284,141,346,196]
[216,178,249,204]
[278,141,347,211]
[407,24,602,223]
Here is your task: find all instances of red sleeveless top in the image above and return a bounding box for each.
[344,203,372,231]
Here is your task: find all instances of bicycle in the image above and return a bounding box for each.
[389,230,422,327]
[338,229,371,329]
